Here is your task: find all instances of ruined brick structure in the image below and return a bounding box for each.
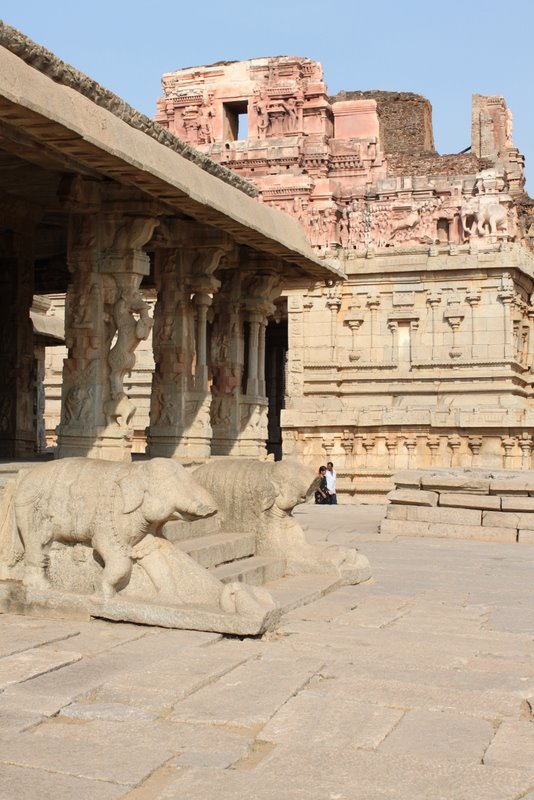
[43,56,534,500]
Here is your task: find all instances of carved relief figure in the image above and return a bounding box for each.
[108,286,153,402]
[255,90,271,139]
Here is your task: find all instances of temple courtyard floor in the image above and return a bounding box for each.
[1,504,534,799]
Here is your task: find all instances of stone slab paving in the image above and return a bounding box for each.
[0,503,533,798]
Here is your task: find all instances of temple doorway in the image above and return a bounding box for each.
[265,307,287,461]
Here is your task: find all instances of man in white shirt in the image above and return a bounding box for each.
[326,461,337,504]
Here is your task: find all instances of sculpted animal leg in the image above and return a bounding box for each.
[91,532,132,600]
[17,506,50,590]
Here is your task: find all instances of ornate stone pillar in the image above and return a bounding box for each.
[147,220,230,458]
[501,435,516,469]
[468,436,483,467]
[387,320,399,364]
[56,181,160,461]
[427,435,440,466]
[427,292,441,362]
[519,433,533,470]
[193,292,212,392]
[246,312,262,397]
[212,268,281,458]
[0,222,36,458]
[367,294,381,362]
[498,277,515,360]
[447,434,462,467]
[466,289,481,359]
[258,319,267,397]
[326,286,341,361]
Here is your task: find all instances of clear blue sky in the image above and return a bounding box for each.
[1,0,532,191]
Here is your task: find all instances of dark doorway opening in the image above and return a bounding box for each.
[265,316,287,460]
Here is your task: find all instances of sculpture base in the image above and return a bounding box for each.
[0,581,281,636]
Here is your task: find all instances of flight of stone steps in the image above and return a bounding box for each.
[163,516,286,586]
[163,514,343,613]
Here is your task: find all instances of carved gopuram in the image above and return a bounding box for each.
[156,57,534,501]
[0,29,340,465]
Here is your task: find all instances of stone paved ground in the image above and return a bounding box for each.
[1,504,534,799]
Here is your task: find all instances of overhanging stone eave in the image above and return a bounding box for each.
[0,43,340,285]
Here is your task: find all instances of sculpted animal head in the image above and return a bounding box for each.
[263,460,317,513]
[117,459,217,523]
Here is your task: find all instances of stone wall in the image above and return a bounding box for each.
[381,468,534,543]
[329,90,435,154]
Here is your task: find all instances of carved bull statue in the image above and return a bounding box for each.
[0,457,217,599]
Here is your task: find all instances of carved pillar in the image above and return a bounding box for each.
[258,319,267,397]
[466,289,481,359]
[447,434,462,467]
[246,312,262,396]
[57,193,159,461]
[341,429,355,462]
[362,435,375,467]
[468,436,483,467]
[193,292,212,392]
[0,226,36,458]
[404,437,417,468]
[387,320,398,364]
[147,220,230,458]
[367,294,381,362]
[213,268,280,458]
[326,287,341,361]
[498,282,515,360]
[501,435,516,469]
[444,296,465,360]
[519,433,533,470]
[427,292,441,362]
[427,435,440,466]
[385,436,398,470]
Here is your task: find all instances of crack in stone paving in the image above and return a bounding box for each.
[0,630,81,659]
[479,718,502,765]
[0,758,135,786]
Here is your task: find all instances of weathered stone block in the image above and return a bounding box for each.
[380,517,516,542]
[489,477,534,495]
[426,523,516,543]
[387,504,482,526]
[421,475,490,494]
[387,488,438,506]
[392,470,423,489]
[379,518,430,537]
[501,496,534,512]
[483,510,534,530]
[518,530,534,544]
[439,493,501,510]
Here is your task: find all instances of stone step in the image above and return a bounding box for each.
[211,556,286,586]
[176,531,256,569]
[163,514,222,542]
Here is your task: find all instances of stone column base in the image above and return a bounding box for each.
[56,427,133,462]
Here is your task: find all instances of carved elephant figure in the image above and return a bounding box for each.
[192,458,371,585]
[461,198,508,239]
[0,457,217,598]
[475,202,508,237]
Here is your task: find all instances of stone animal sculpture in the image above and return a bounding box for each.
[0,457,216,599]
[193,458,371,584]
[461,198,508,239]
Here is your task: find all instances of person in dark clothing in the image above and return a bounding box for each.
[315,465,330,504]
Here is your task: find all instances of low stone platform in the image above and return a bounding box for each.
[381,468,534,542]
